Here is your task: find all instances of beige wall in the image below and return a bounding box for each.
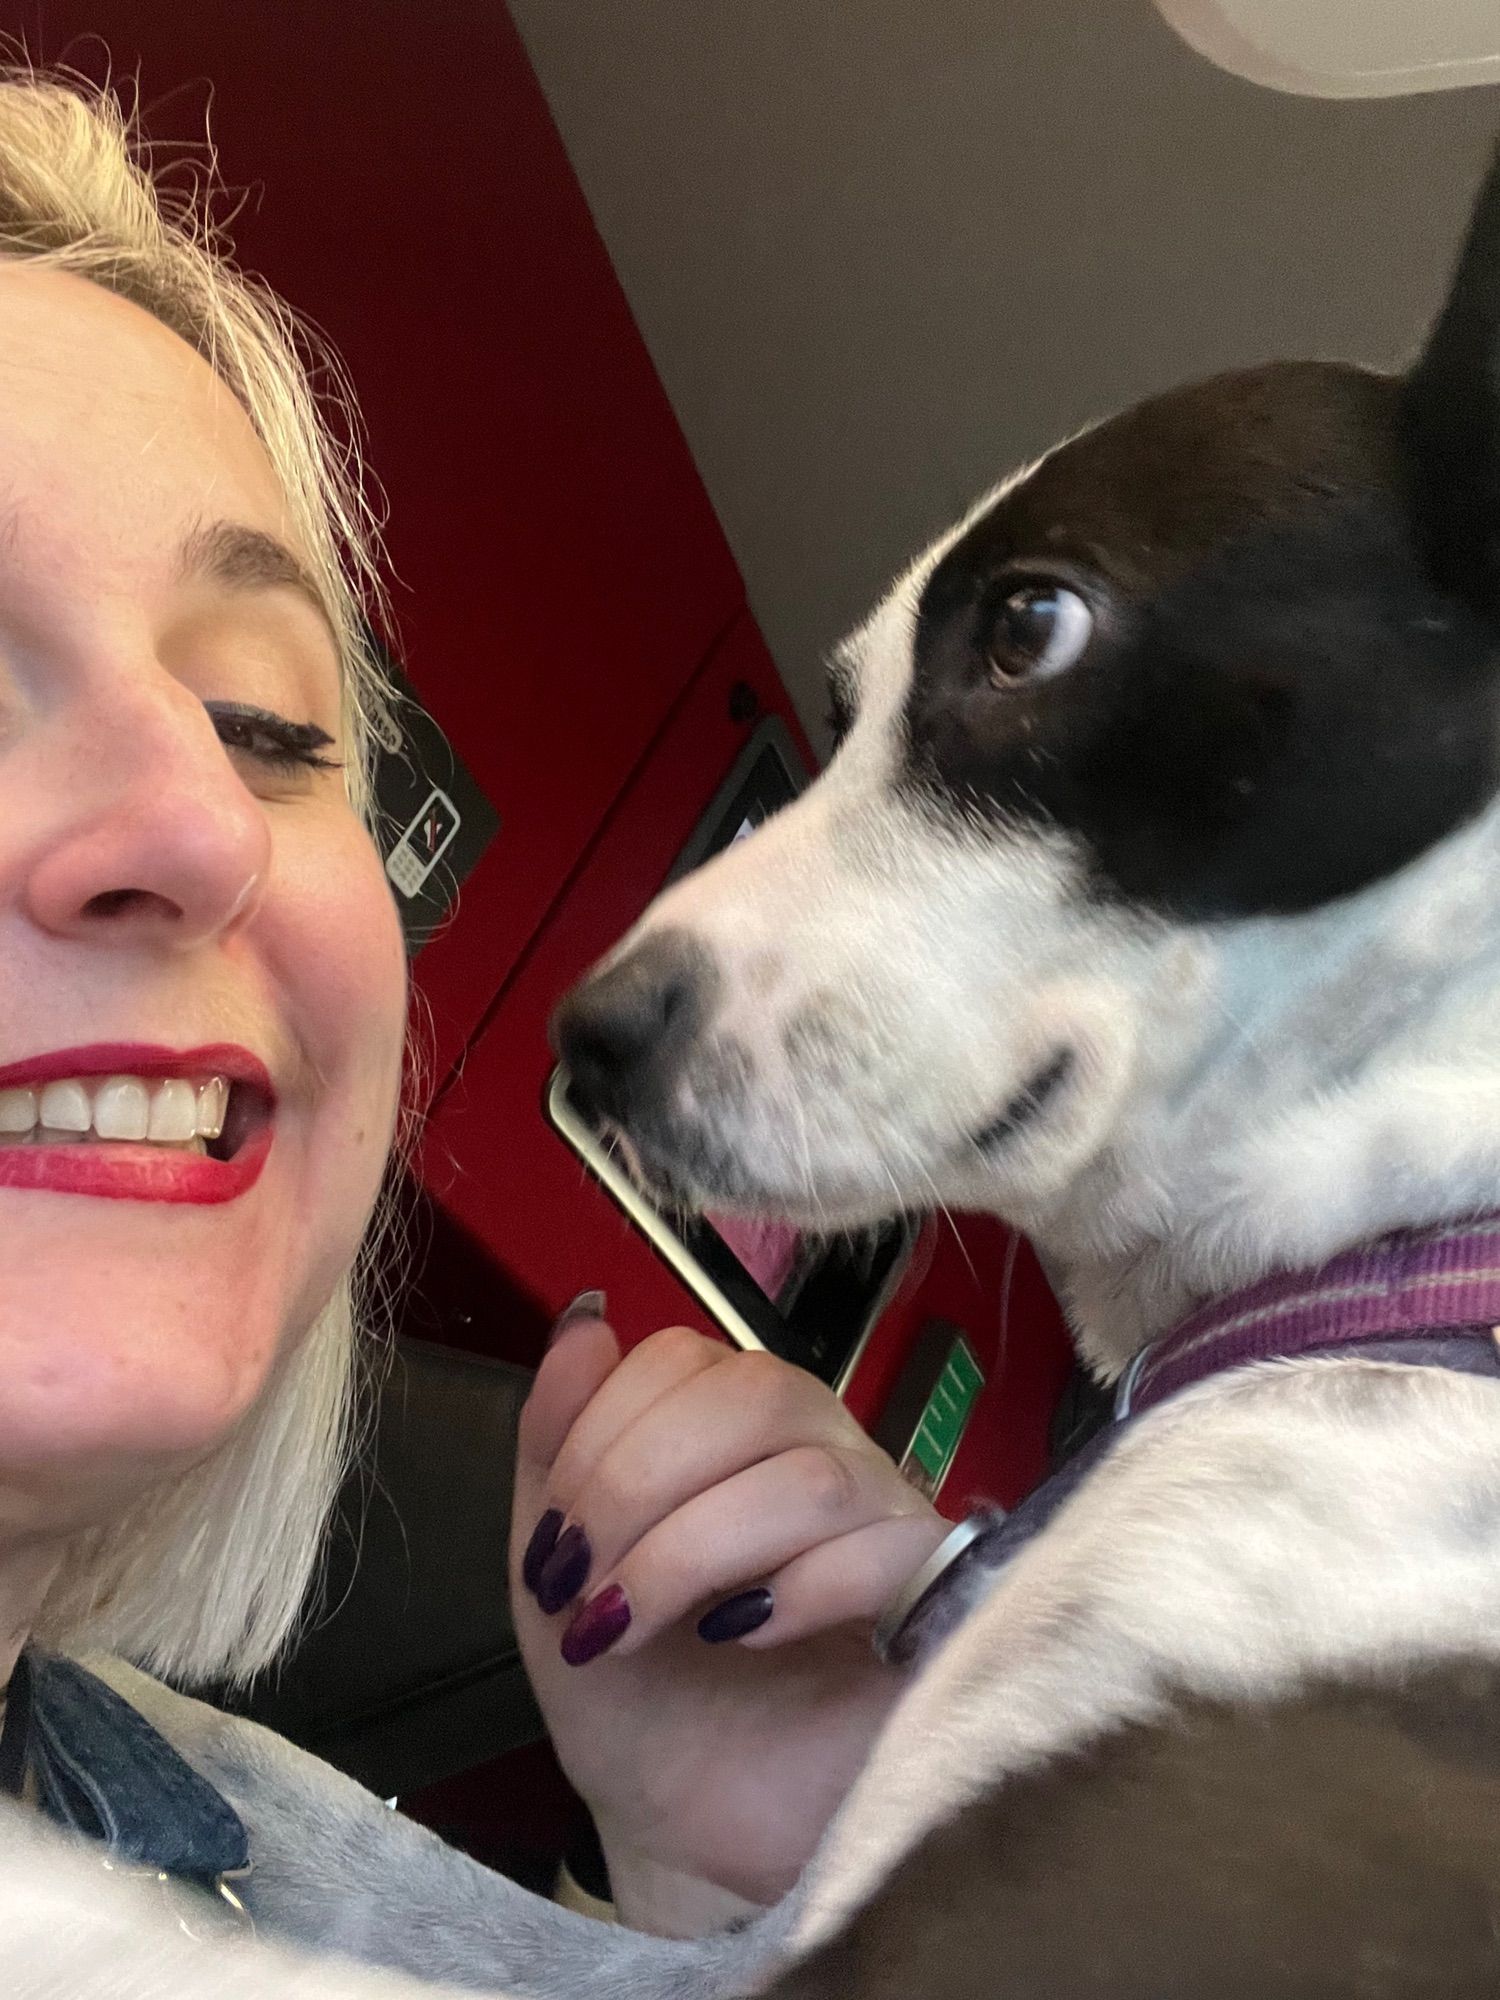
[507,0,1500,736]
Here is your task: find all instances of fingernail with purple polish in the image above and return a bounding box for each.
[548,1290,607,1347]
[521,1508,564,1595]
[561,1584,631,1666]
[535,1523,592,1616]
[697,1587,774,1645]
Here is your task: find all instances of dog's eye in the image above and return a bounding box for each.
[986,583,1093,685]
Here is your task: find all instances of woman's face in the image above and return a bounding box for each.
[0,265,406,1537]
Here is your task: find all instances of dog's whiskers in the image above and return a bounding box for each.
[886,1131,978,1287]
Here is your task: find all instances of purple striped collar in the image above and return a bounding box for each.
[1115,1212,1500,1419]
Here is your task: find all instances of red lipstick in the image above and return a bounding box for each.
[0,1044,275,1205]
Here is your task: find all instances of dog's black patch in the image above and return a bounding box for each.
[901,144,1500,922]
[767,1659,1500,2000]
[1403,143,1500,613]
[903,362,1500,919]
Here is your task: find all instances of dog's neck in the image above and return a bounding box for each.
[1029,795,1500,1382]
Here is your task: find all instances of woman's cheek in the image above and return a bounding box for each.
[290,803,407,1069]
[275,808,407,1257]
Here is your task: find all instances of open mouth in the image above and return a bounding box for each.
[587,1108,775,1217]
[0,1074,271,1162]
[0,1045,277,1203]
[969,1048,1075,1153]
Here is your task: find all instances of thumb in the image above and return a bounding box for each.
[516,1305,622,1487]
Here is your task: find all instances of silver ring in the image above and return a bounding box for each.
[872,1514,988,1666]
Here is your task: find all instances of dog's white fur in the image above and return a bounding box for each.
[783,1356,1500,1958]
[614,546,1500,1961]
[616,529,1500,1379]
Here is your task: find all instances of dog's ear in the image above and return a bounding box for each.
[1402,139,1500,612]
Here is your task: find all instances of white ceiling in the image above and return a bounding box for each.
[509,0,1500,734]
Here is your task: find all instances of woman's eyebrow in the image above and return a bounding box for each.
[176,518,334,636]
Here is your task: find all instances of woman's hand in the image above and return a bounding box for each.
[509,1311,947,1932]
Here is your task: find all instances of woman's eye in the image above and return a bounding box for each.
[205,701,341,776]
[985,583,1093,686]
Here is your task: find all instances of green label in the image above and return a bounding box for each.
[906,1337,984,1492]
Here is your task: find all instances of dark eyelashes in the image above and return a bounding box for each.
[203,700,342,775]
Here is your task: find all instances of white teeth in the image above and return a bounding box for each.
[147,1079,198,1143]
[0,1087,36,1133]
[195,1078,228,1142]
[0,1073,234,1148]
[38,1079,91,1133]
[93,1076,151,1141]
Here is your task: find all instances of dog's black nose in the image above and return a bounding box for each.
[551,932,714,1127]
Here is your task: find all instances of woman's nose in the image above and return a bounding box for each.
[23,694,273,951]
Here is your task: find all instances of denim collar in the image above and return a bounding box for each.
[24,1652,251,1891]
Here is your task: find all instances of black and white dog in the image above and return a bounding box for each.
[8,129,1500,2000]
[549,133,1500,1995]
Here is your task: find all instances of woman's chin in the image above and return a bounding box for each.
[0,1276,282,1511]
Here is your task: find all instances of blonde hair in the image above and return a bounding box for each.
[4,72,399,1684]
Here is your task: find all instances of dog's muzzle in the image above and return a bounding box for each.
[550,929,718,1139]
